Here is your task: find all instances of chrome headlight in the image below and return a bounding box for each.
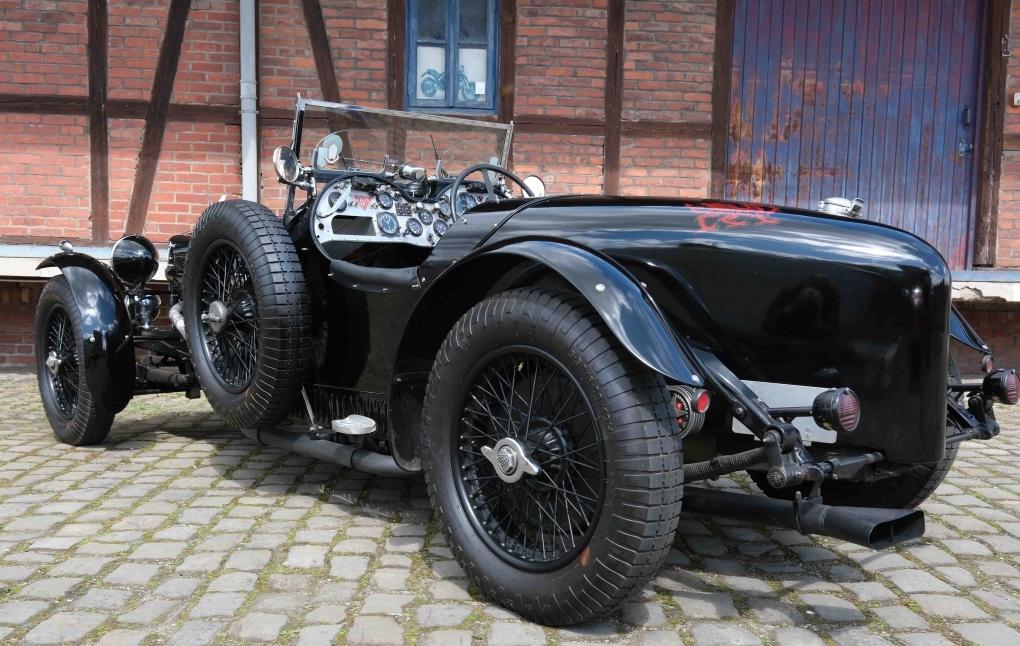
[272,146,302,184]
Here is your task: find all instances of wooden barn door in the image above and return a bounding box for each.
[723,0,985,269]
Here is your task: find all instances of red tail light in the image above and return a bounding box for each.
[984,369,1020,405]
[812,387,860,433]
[693,389,711,414]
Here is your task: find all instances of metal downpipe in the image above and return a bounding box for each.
[239,0,258,201]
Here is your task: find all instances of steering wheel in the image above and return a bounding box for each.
[449,164,535,218]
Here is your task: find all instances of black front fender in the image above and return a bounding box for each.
[471,240,701,385]
[38,252,135,413]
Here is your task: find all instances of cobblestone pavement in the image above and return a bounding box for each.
[1,371,1019,645]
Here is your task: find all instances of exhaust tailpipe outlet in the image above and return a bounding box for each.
[683,487,924,549]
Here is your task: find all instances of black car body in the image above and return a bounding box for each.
[33,98,1016,625]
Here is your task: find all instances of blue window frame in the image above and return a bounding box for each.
[406,0,499,113]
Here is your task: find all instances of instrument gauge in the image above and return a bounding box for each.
[317,180,351,217]
[377,192,394,210]
[438,200,452,218]
[455,192,476,216]
[326,190,347,214]
[406,218,423,236]
[418,209,433,225]
[433,219,449,237]
[377,212,399,236]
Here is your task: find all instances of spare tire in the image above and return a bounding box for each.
[183,200,311,430]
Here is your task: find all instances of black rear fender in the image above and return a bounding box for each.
[37,252,135,413]
[388,239,700,470]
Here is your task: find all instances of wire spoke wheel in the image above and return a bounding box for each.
[198,242,260,392]
[455,348,605,571]
[44,307,79,418]
[425,289,682,624]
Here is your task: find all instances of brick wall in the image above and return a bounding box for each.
[619,134,710,196]
[0,0,718,246]
[515,1,607,120]
[0,1,88,97]
[622,0,714,123]
[0,113,92,239]
[0,281,42,368]
[952,302,1020,379]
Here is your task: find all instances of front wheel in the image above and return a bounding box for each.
[34,276,115,445]
[423,288,683,625]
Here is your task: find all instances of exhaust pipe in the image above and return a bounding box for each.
[239,426,416,478]
[683,487,924,549]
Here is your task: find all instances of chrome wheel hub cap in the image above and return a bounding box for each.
[481,437,541,483]
[45,351,62,376]
[202,300,228,334]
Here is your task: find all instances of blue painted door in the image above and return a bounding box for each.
[724,0,985,269]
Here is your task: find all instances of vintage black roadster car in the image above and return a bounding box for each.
[34,98,1017,625]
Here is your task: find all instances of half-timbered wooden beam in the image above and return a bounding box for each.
[602,0,625,195]
[709,0,735,199]
[301,0,342,105]
[301,0,357,157]
[498,0,517,165]
[87,0,109,242]
[383,0,407,161]
[973,0,1011,266]
[387,0,407,112]
[498,0,517,124]
[123,0,192,236]
[0,95,711,139]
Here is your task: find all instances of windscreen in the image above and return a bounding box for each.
[299,100,511,177]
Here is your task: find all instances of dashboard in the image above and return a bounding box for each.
[313,178,485,250]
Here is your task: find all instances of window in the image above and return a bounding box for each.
[407,0,499,113]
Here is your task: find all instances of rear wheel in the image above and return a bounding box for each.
[423,288,683,625]
[34,276,115,445]
[183,200,311,430]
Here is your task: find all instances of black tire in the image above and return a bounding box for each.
[423,288,683,625]
[748,361,962,509]
[183,200,310,430]
[34,276,115,445]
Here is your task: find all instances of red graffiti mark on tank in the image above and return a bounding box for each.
[693,202,782,231]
